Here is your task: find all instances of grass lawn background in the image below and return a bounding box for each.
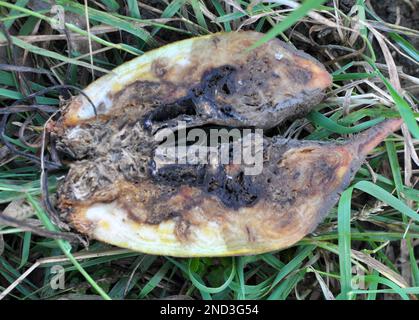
[0,0,418,300]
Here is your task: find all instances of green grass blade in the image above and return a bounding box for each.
[139,261,172,298]
[249,0,328,50]
[385,140,404,197]
[190,0,208,31]
[337,187,353,300]
[371,67,419,139]
[126,0,141,19]
[389,33,419,62]
[55,0,155,46]
[307,111,385,134]
[187,258,235,295]
[18,232,31,270]
[267,245,315,299]
[26,194,111,300]
[354,181,419,221]
[352,275,409,300]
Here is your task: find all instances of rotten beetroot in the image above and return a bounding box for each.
[50,31,402,257]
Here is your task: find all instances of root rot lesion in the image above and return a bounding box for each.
[52,31,335,242]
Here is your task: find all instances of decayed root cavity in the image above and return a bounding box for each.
[56,119,402,256]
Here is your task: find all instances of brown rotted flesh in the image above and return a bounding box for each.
[53,33,335,233]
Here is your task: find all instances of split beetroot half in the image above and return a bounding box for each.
[50,31,401,256]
